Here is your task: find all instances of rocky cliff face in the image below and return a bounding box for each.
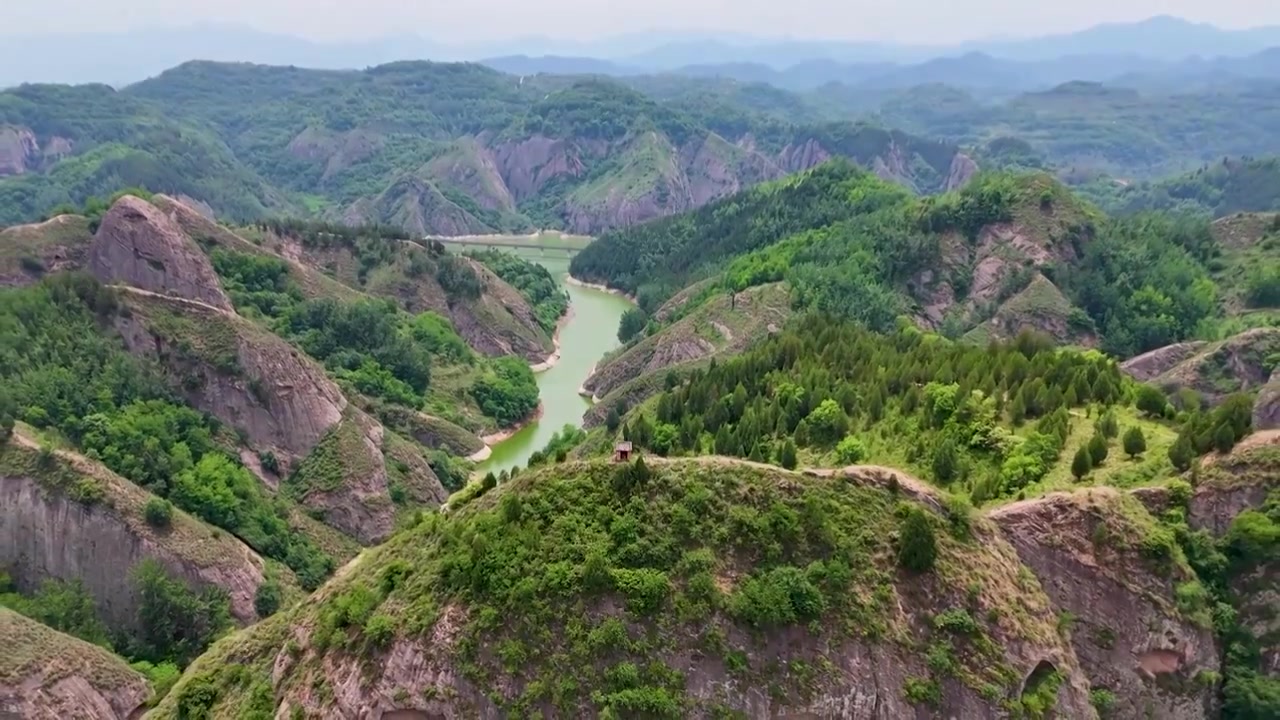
[112,291,346,472]
[0,608,149,720]
[88,195,233,311]
[490,135,591,203]
[424,138,518,213]
[0,125,40,175]
[344,176,493,238]
[396,130,972,237]
[284,410,432,545]
[990,489,1220,720]
[111,291,443,544]
[944,153,980,191]
[0,435,268,626]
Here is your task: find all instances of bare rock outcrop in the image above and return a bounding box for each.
[1129,328,1280,403]
[1254,375,1280,430]
[491,135,589,202]
[945,153,980,190]
[344,175,492,237]
[287,411,399,544]
[107,290,445,543]
[88,195,233,311]
[0,125,40,175]
[424,138,517,213]
[775,138,832,173]
[1,609,150,720]
[1122,342,1210,382]
[990,489,1220,720]
[0,435,268,626]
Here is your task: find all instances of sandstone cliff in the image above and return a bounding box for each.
[990,489,1220,720]
[912,174,1096,334]
[0,608,149,720]
[88,195,233,311]
[1132,328,1280,400]
[344,175,493,238]
[113,289,345,472]
[0,125,41,176]
[1,431,270,626]
[111,290,445,544]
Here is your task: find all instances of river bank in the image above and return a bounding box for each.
[529,304,574,373]
[564,275,639,303]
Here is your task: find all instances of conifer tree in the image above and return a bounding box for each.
[779,439,798,470]
[1122,427,1146,459]
[1168,434,1194,471]
[1087,433,1109,466]
[1071,446,1093,480]
[898,506,938,573]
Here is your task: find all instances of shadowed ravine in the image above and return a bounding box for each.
[477,255,632,474]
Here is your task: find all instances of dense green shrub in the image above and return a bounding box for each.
[144,497,174,528]
[897,506,938,573]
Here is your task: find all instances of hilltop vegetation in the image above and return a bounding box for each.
[597,315,1256,506]
[150,457,1091,718]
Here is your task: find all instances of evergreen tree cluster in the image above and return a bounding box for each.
[611,315,1225,504]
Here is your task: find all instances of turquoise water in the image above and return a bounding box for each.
[477,256,632,474]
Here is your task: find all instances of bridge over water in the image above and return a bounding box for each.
[425,236,585,257]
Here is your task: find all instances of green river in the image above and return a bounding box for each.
[477,255,633,474]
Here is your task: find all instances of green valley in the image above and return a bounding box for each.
[3,34,1280,720]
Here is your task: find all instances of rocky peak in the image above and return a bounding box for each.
[0,125,39,176]
[88,195,233,311]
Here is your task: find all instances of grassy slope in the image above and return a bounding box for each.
[0,607,146,696]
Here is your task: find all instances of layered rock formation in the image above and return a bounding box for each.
[991,490,1220,720]
[0,125,40,175]
[582,283,792,427]
[88,195,233,311]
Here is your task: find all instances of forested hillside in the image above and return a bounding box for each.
[0,61,973,235]
[871,81,1280,180]
[1079,157,1280,217]
[575,161,1273,361]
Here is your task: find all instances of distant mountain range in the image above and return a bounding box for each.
[486,47,1280,94]
[4,16,1280,89]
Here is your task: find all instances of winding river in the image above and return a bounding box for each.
[477,255,633,474]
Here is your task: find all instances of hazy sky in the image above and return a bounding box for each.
[5,1,1279,43]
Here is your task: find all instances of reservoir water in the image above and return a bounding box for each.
[477,255,632,474]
